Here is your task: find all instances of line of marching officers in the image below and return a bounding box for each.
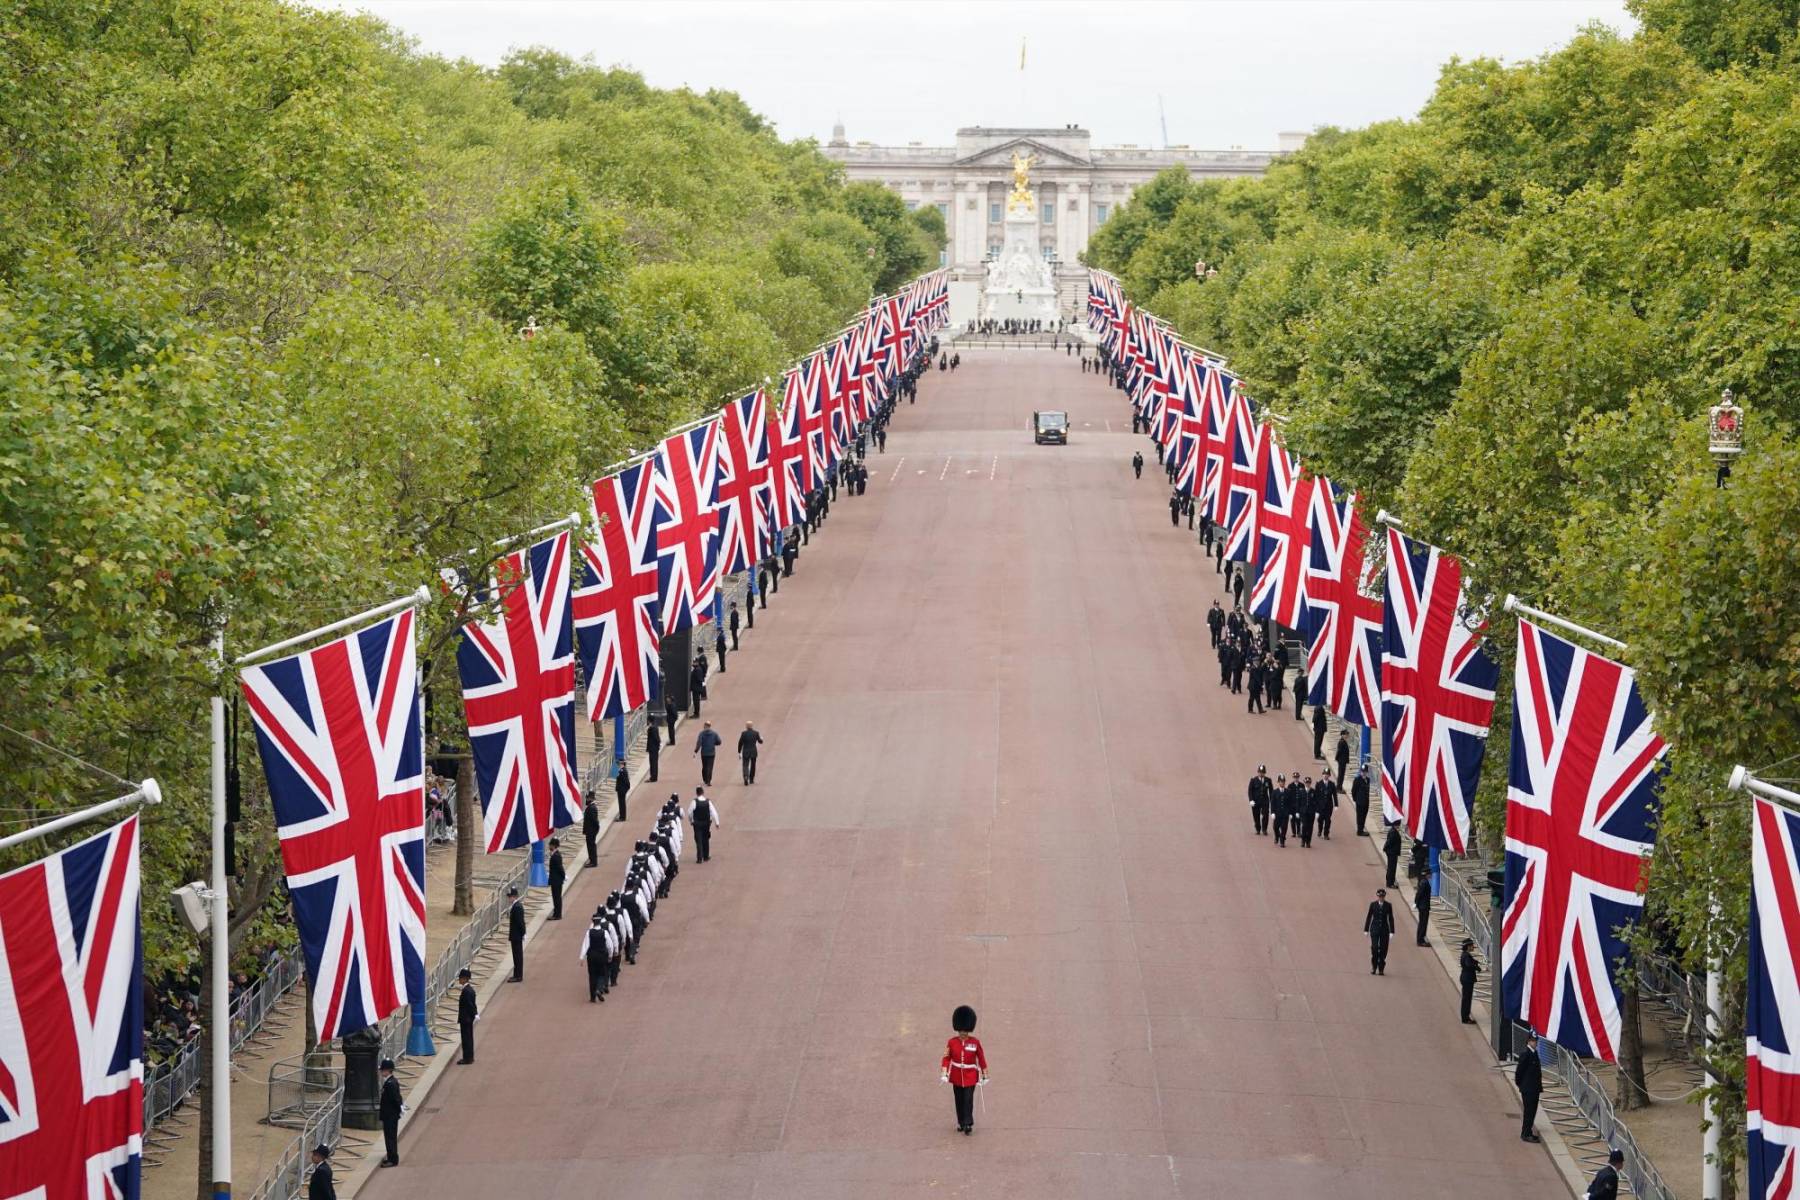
[1244,764,1339,847]
[575,791,722,1002]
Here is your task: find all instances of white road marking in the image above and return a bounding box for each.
[939,455,951,481]
[889,456,906,483]
[990,454,998,481]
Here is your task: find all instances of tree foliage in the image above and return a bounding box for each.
[0,3,917,993]
[1088,12,1800,1184]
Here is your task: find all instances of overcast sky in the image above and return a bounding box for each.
[314,1,1636,149]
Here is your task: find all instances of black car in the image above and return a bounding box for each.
[1033,410,1069,444]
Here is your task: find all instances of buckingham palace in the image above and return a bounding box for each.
[822,123,1306,322]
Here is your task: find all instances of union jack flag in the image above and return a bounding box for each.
[574,463,660,720]
[1752,793,1800,1200]
[792,352,829,491]
[1171,353,1209,498]
[653,420,721,633]
[1196,360,1233,514]
[1220,401,1265,563]
[716,389,772,576]
[1380,527,1498,853]
[1247,434,1315,630]
[0,815,142,1200]
[813,343,848,473]
[769,372,810,527]
[1501,620,1664,1061]
[456,531,582,853]
[240,609,427,1041]
[1301,484,1384,727]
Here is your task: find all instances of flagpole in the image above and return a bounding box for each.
[235,586,432,668]
[0,778,161,853]
[210,625,232,1200]
[407,604,436,1057]
[1501,594,1627,652]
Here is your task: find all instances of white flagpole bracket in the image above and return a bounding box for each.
[1374,509,1405,530]
[1502,594,1627,652]
[0,779,162,853]
[1729,765,1800,809]
[235,586,432,668]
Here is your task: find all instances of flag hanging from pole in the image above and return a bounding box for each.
[240,609,427,1041]
[1501,619,1664,1062]
[0,815,143,1200]
[1751,792,1800,1200]
[574,462,661,720]
[455,531,583,854]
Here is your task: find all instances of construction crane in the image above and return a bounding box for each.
[1158,95,1169,150]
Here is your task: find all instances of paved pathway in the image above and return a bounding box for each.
[356,348,1568,1199]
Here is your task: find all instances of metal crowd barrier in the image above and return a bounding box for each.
[266,1055,343,1128]
[142,942,307,1132]
[244,1087,342,1200]
[1509,1025,1676,1200]
[1437,861,1494,965]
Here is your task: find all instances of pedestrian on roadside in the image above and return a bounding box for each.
[614,758,630,823]
[646,717,661,783]
[1351,768,1371,836]
[308,1145,335,1200]
[1413,869,1433,947]
[1312,704,1329,759]
[507,884,526,981]
[694,720,722,786]
[715,624,728,673]
[1459,939,1481,1024]
[688,653,707,718]
[582,792,601,866]
[1335,731,1351,786]
[664,696,678,745]
[1364,888,1395,975]
[1587,1149,1623,1199]
[1516,1033,1544,1142]
[1293,672,1307,722]
[378,1059,404,1167]
[547,837,565,920]
[728,601,741,650]
[1383,822,1402,888]
[455,967,477,1063]
[737,721,763,784]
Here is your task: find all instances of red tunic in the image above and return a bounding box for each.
[941,1035,986,1086]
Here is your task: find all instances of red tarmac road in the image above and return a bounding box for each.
[360,350,1565,1198]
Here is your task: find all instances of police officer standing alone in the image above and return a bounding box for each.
[738,721,763,784]
[646,717,661,783]
[1413,869,1433,947]
[547,836,565,919]
[614,758,630,823]
[728,600,741,651]
[1459,939,1481,1024]
[1351,767,1371,836]
[1383,822,1402,887]
[455,967,477,1063]
[308,1145,335,1200]
[582,791,601,866]
[1517,1033,1544,1142]
[377,1059,404,1167]
[507,884,526,981]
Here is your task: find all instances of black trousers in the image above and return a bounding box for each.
[731,628,739,650]
[616,792,627,822]
[1272,815,1287,846]
[459,1018,474,1063]
[1319,809,1333,839]
[1294,700,1305,723]
[1354,801,1369,835]
[695,825,711,862]
[585,832,598,866]
[588,958,607,1000]
[1251,803,1266,835]
[383,1119,399,1164]
[742,753,756,784]
[550,879,563,919]
[1460,978,1475,1022]
[953,1083,975,1130]
[1370,935,1389,973]
[510,937,523,981]
[647,745,659,782]
[700,754,715,786]
[1385,851,1400,888]
[1520,1090,1540,1138]
[1415,905,1430,946]
[1314,728,1326,758]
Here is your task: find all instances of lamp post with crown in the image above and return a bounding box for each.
[1708,388,1743,487]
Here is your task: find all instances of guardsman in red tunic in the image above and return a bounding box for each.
[940,1005,989,1135]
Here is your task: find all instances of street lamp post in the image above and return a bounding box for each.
[1709,387,1743,487]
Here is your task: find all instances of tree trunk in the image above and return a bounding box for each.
[1615,978,1647,1111]
[453,756,475,915]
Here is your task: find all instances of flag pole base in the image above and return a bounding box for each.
[406,1005,436,1057]
[529,840,548,888]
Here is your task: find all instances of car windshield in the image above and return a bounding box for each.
[1039,413,1067,428]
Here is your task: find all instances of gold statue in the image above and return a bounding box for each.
[1008,149,1036,211]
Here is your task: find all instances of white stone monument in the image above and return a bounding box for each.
[981,151,1060,326]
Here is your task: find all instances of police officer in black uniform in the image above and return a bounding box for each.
[547,837,565,920]
[506,884,526,981]
[455,967,477,1063]
[378,1059,403,1167]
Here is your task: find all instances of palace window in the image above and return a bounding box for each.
[988,242,1001,258]
[989,202,1002,224]
[1041,201,1054,225]
[1095,203,1110,223]
[937,202,950,222]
